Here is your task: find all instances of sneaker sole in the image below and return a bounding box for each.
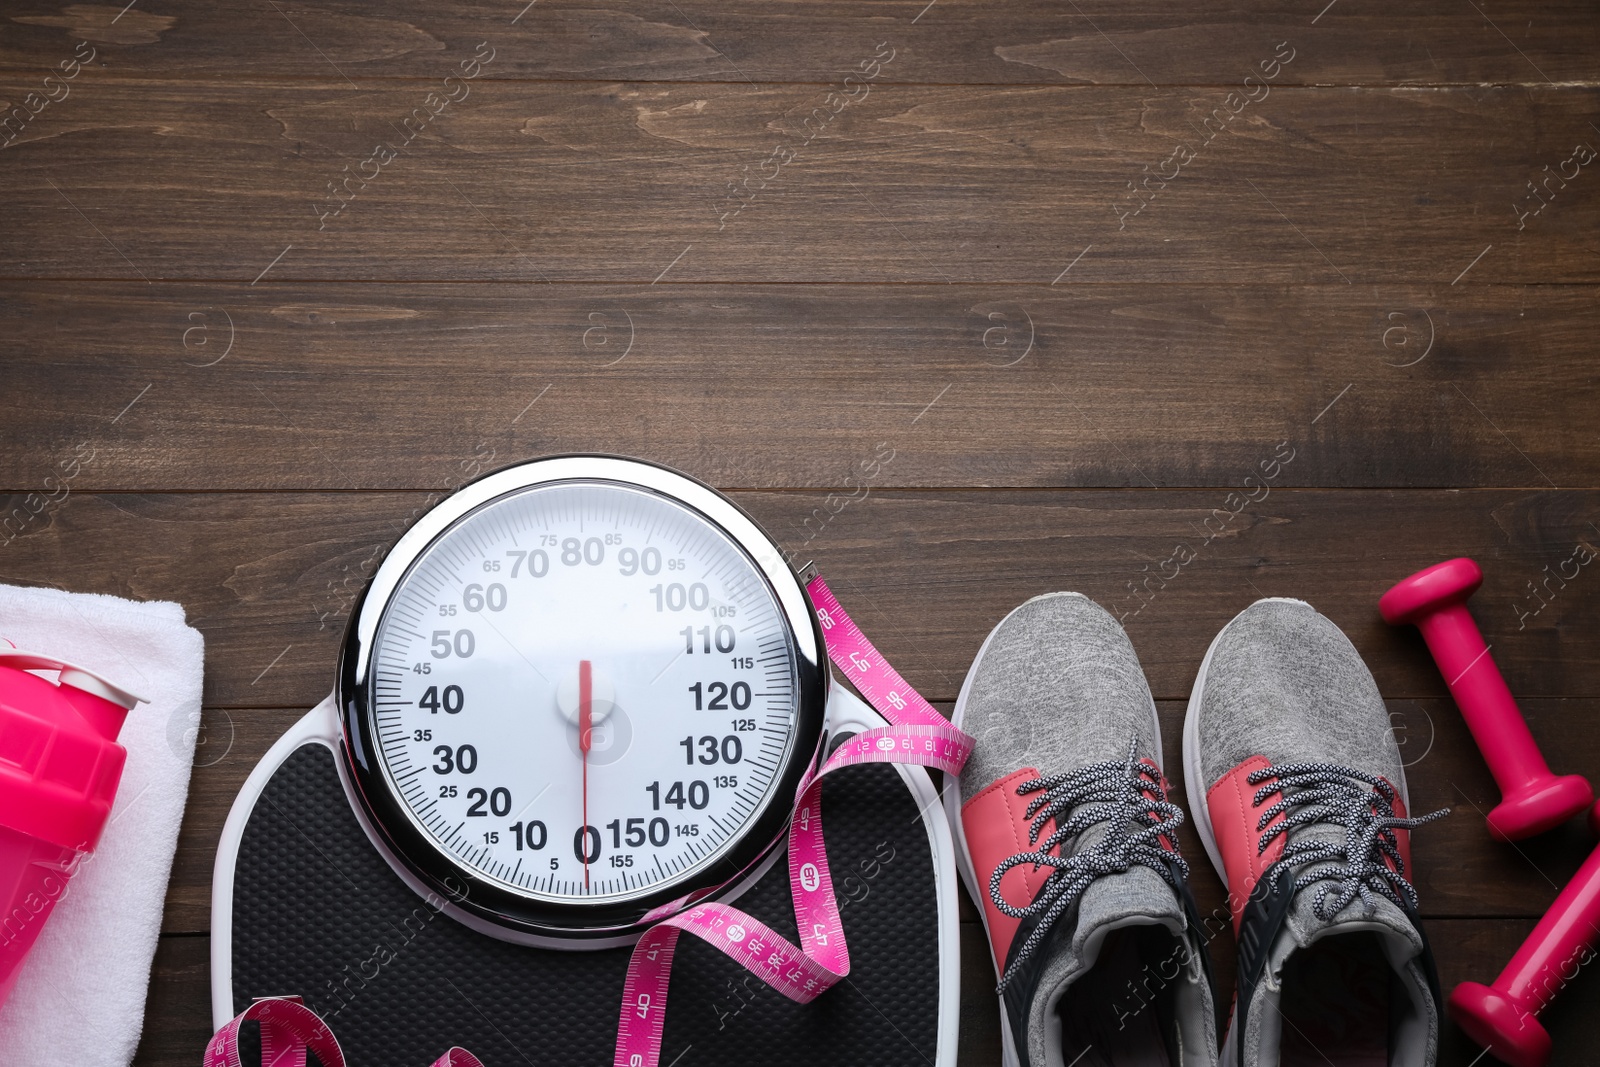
[941,592,1166,1067]
[1180,596,1411,1067]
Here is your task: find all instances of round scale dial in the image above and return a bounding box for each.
[340,457,827,939]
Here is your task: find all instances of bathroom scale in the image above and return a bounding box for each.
[211,456,962,1065]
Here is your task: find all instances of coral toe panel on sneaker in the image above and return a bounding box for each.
[964,767,1051,967]
[1183,599,1448,1067]
[1204,754,1287,931]
[947,592,1219,1067]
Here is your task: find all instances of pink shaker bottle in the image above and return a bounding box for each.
[0,648,144,1007]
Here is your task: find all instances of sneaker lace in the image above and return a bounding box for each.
[988,739,1187,991]
[1248,761,1448,920]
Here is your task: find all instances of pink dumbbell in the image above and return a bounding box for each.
[1447,800,1600,1067]
[1380,557,1593,841]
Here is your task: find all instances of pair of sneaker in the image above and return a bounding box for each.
[947,594,1447,1067]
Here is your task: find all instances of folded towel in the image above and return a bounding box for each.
[0,583,204,1067]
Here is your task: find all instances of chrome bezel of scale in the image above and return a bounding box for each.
[336,455,829,942]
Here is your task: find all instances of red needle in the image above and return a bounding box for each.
[579,658,592,890]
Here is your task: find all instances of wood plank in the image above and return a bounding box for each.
[134,918,1600,1065]
[3,282,1597,491]
[3,0,1594,87]
[956,923,1003,1067]
[135,935,211,1067]
[4,490,1597,709]
[6,489,1593,710]
[3,80,1597,284]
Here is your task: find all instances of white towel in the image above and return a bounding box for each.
[0,583,204,1067]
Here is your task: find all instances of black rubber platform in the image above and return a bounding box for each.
[228,742,941,1066]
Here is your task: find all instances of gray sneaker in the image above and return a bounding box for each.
[943,592,1219,1067]
[1181,599,1448,1067]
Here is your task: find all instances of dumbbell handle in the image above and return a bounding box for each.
[1413,604,1555,795]
[1494,839,1600,1016]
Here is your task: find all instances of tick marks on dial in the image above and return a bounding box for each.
[373,481,802,904]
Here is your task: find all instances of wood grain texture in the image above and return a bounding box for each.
[2,79,1597,284]
[3,490,1595,707]
[4,0,1597,1062]
[1,0,1594,87]
[1,282,1596,491]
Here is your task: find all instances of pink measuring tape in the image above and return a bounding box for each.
[204,996,482,1067]
[205,573,972,1067]
[612,573,974,1067]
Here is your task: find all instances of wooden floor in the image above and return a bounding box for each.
[2,1,1598,1063]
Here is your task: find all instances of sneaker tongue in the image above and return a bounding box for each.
[1269,848,1425,977]
[1074,862,1187,962]
[1275,822,1424,958]
[1048,822,1187,974]
[1024,864,1186,1064]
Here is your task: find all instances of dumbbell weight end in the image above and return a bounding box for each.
[1449,801,1600,1067]
[1449,983,1551,1067]
[1381,558,1593,841]
[1489,774,1597,844]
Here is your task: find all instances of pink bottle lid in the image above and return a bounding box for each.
[0,648,146,854]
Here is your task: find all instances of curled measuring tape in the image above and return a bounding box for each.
[612,573,975,1067]
[204,996,482,1067]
